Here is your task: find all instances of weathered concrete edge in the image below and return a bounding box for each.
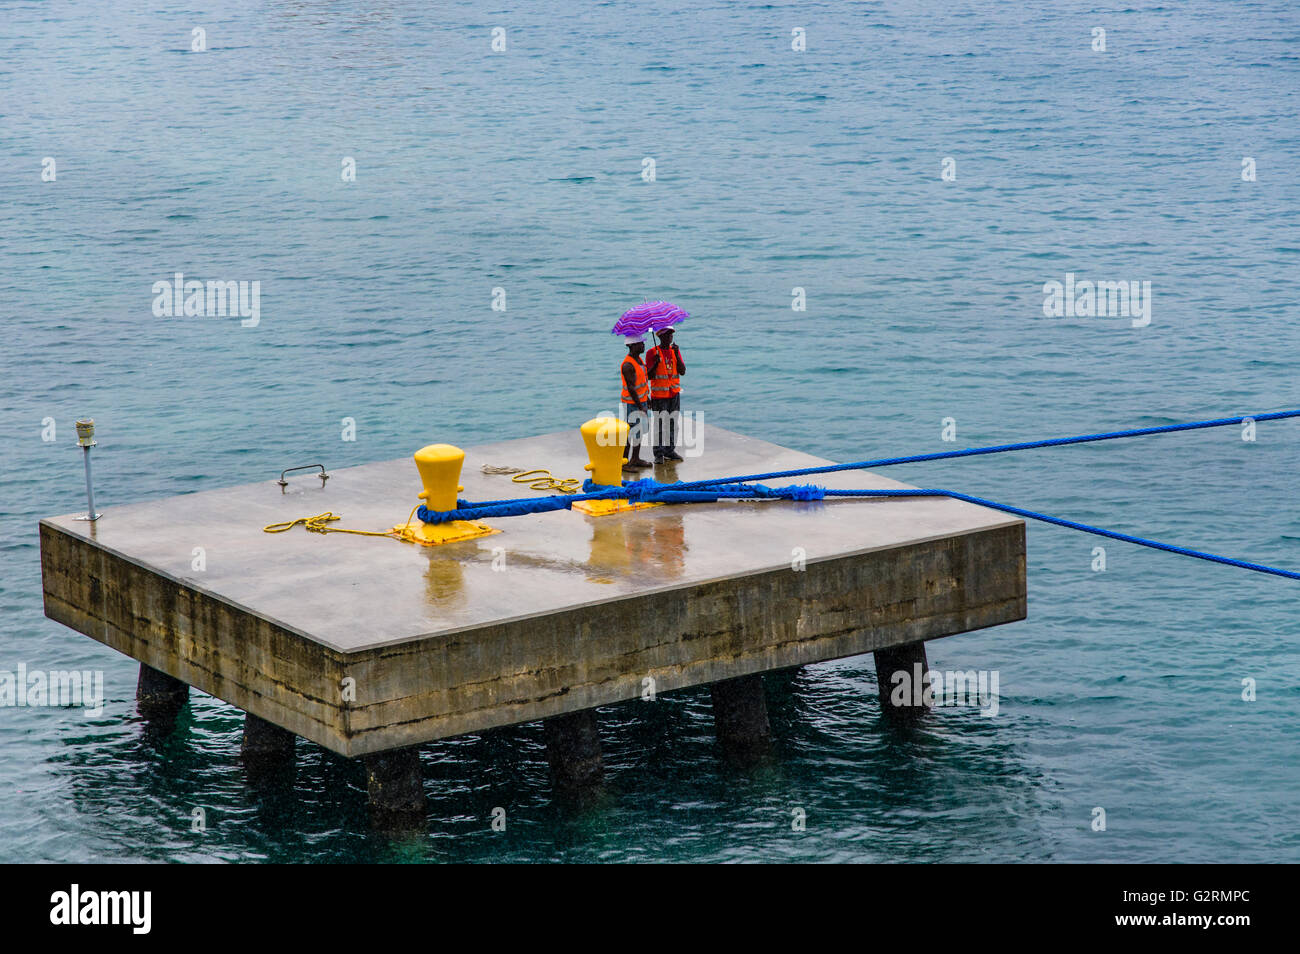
[341,522,1028,755]
[40,506,1025,656]
[39,522,349,754]
[40,517,1026,759]
[340,509,1029,654]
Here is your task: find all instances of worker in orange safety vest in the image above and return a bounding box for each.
[645,325,686,462]
[620,334,653,470]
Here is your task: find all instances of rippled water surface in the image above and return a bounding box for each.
[2,0,1299,862]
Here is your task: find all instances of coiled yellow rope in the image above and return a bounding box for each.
[481,464,582,494]
[510,468,582,494]
[263,506,427,543]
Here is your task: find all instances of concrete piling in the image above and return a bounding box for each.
[543,710,604,799]
[711,673,774,763]
[135,663,188,722]
[874,641,931,722]
[241,712,297,763]
[363,746,426,830]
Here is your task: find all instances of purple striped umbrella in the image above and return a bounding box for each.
[611,300,689,337]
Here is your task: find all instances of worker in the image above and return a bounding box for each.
[646,325,685,462]
[620,334,653,470]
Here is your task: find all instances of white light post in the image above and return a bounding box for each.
[75,419,101,521]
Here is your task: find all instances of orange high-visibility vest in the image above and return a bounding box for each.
[647,346,680,399]
[621,355,649,404]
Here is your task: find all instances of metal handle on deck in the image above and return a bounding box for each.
[278,464,330,492]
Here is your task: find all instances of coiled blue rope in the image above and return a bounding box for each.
[417,409,1300,580]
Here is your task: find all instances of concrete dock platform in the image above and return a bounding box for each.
[39,424,1025,798]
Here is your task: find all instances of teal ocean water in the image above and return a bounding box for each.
[2,0,1299,862]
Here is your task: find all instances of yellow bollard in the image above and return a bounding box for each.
[580,417,628,488]
[572,417,663,518]
[394,443,498,546]
[414,443,468,511]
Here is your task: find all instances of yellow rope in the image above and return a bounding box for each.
[263,461,579,544]
[510,468,582,494]
[482,463,582,494]
[263,506,423,542]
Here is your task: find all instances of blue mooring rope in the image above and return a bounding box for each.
[672,408,1300,489]
[417,409,1300,580]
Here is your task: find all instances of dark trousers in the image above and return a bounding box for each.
[650,394,680,456]
[622,403,649,460]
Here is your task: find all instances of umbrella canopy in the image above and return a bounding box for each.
[611,300,688,337]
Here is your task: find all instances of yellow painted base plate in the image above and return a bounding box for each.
[571,499,663,517]
[393,519,499,546]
